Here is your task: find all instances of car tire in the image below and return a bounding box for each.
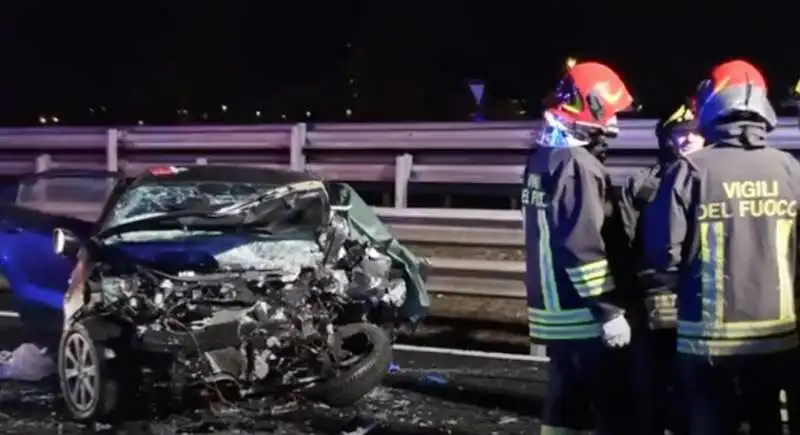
[304,322,393,407]
[58,319,132,422]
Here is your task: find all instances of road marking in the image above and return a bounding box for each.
[393,344,549,363]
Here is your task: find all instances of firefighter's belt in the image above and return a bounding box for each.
[645,293,677,330]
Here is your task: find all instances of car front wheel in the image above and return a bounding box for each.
[58,320,127,422]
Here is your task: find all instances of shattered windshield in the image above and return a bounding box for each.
[104,181,272,229]
[101,180,329,243]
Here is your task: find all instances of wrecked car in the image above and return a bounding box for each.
[0,166,428,422]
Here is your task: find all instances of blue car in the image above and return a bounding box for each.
[0,166,429,422]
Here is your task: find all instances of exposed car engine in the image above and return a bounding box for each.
[67,213,404,418]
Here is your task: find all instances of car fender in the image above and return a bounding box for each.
[329,183,430,324]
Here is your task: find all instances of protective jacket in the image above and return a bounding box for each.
[523,144,632,344]
[643,120,800,356]
[619,163,678,330]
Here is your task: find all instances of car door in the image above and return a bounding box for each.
[0,170,120,310]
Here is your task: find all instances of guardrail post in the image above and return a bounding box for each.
[34,154,51,200]
[290,123,307,171]
[394,153,413,208]
[195,157,208,165]
[35,153,52,173]
[530,344,546,358]
[105,129,120,172]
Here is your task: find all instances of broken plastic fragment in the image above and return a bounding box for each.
[422,373,447,385]
[341,416,380,435]
[148,166,187,176]
[0,344,55,382]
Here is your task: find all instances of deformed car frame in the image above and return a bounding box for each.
[9,165,429,422]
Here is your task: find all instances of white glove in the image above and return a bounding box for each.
[0,343,55,382]
[601,315,631,348]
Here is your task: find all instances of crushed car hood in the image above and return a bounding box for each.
[109,234,323,273]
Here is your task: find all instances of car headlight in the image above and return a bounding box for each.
[383,279,407,307]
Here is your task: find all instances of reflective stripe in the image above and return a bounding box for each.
[528,307,600,341]
[529,307,595,323]
[532,174,560,311]
[699,221,725,323]
[677,334,799,356]
[565,259,614,297]
[649,316,677,330]
[647,293,677,329]
[645,293,676,310]
[529,322,601,340]
[776,219,794,321]
[678,320,796,339]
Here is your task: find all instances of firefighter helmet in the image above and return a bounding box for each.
[695,59,777,132]
[545,59,634,137]
[655,103,700,163]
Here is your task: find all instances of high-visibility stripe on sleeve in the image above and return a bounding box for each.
[528,307,601,341]
[645,293,677,330]
[565,259,614,297]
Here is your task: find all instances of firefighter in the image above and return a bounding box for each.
[643,59,800,435]
[523,59,635,434]
[619,103,704,435]
[785,76,800,435]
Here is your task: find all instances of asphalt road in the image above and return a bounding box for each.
[0,318,546,435]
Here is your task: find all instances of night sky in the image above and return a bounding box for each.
[0,0,795,125]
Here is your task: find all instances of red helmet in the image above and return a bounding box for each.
[695,59,777,132]
[545,60,634,136]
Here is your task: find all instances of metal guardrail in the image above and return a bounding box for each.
[0,118,799,207]
[5,117,796,301]
[378,208,524,299]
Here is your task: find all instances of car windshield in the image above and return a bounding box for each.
[101,180,328,243]
[105,181,274,227]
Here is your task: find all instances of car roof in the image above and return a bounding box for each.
[132,165,320,186]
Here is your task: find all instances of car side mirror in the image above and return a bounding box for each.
[53,228,81,257]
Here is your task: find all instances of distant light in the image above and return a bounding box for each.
[348,78,355,85]
[89,108,95,114]
[305,111,311,118]
[518,110,527,115]
[99,106,106,112]
[221,104,228,112]
[38,116,46,124]
[345,42,352,48]
[138,120,144,125]
[281,114,287,120]
[51,116,60,123]
[255,110,261,117]
[177,108,188,115]
[345,108,352,117]
[201,113,208,120]
[352,93,358,98]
